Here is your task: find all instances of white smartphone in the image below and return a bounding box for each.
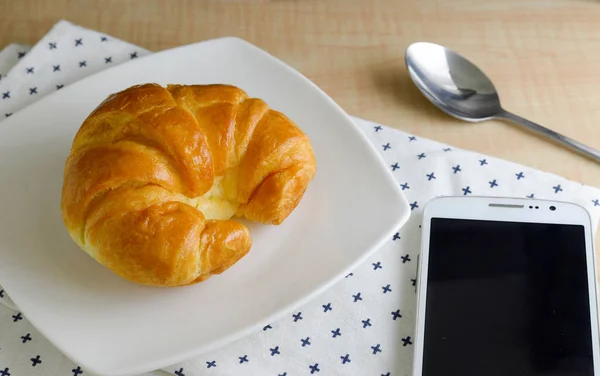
[413,196,600,376]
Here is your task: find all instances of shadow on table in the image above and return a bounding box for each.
[370,61,457,124]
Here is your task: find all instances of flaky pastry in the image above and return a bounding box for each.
[61,83,316,287]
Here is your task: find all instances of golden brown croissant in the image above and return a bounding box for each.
[60,83,316,287]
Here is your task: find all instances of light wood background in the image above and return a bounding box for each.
[1,0,600,326]
[2,0,600,186]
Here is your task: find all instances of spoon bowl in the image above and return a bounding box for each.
[405,42,501,121]
[405,41,600,163]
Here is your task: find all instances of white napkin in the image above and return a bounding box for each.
[1,20,599,376]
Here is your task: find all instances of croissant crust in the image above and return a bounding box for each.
[61,83,316,287]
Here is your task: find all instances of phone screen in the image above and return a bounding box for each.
[422,218,595,376]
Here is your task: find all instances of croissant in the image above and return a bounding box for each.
[60,83,316,287]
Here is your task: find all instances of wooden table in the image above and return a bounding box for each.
[1,0,600,337]
[2,0,600,186]
[5,0,600,257]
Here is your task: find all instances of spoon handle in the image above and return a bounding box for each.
[497,110,600,164]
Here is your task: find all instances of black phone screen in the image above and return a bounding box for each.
[422,218,595,376]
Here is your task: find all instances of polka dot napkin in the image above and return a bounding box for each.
[1,20,599,376]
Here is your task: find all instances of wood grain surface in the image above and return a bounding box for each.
[2,0,600,186]
[1,1,600,290]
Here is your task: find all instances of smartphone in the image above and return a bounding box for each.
[413,196,600,376]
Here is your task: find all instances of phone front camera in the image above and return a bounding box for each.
[550,206,556,211]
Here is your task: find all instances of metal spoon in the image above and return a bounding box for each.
[405,41,600,163]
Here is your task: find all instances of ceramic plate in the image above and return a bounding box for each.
[0,37,410,376]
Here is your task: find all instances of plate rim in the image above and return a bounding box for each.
[0,36,410,376]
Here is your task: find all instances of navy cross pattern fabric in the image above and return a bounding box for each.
[1,20,599,376]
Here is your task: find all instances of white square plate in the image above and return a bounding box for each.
[0,37,410,376]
